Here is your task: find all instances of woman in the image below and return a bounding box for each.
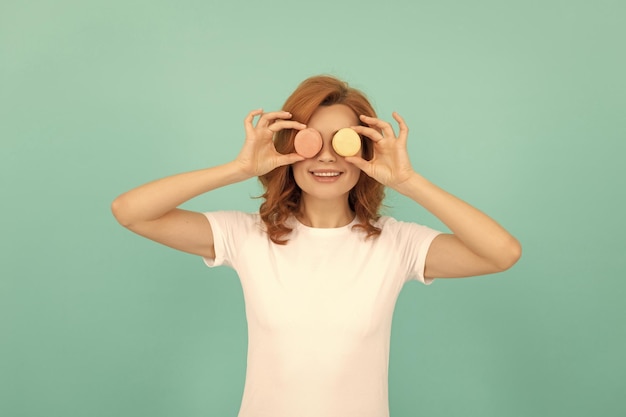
[111,75,521,417]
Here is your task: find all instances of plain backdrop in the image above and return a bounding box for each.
[1,0,624,416]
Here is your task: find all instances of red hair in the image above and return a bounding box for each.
[258,75,385,244]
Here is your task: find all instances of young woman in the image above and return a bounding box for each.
[111,75,521,417]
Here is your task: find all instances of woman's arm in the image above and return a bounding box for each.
[393,173,521,279]
[111,109,305,259]
[348,113,521,279]
[111,162,250,259]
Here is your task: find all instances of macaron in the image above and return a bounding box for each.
[332,128,361,157]
[294,128,323,158]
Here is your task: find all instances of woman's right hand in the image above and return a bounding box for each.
[235,109,306,177]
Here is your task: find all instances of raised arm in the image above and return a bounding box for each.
[111,109,305,259]
[347,113,521,279]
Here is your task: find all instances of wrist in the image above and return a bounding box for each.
[224,160,257,183]
[390,171,424,196]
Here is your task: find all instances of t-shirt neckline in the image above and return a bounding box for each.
[294,215,358,235]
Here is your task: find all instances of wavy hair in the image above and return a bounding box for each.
[258,75,385,244]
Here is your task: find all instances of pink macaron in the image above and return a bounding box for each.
[294,128,323,158]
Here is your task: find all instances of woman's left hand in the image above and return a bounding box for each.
[346,112,416,190]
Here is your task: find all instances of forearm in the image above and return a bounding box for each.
[111,161,251,227]
[395,172,521,268]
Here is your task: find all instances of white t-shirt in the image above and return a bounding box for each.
[203,211,442,417]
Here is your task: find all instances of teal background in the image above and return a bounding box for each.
[2,0,624,416]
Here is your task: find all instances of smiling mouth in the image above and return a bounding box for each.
[311,171,342,177]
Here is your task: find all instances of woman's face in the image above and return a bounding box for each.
[292,104,363,204]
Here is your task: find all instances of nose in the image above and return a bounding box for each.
[316,138,337,162]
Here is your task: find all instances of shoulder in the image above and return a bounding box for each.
[372,215,410,231]
[373,215,396,227]
[203,210,259,222]
[203,211,265,233]
[373,215,442,241]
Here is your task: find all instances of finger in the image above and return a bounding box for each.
[392,112,409,143]
[359,114,396,139]
[268,120,306,133]
[257,110,292,128]
[244,108,264,129]
[350,125,384,142]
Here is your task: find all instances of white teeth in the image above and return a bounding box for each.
[312,172,340,177]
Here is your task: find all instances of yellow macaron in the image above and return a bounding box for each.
[332,128,361,157]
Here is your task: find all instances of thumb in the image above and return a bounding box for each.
[345,156,371,175]
[276,153,306,167]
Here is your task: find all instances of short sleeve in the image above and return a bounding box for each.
[409,226,441,285]
[201,211,260,268]
[202,212,227,267]
[381,217,443,285]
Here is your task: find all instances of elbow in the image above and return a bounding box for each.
[110,195,133,228]
[494,237,522,272]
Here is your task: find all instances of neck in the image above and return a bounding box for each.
[297,197,354,228]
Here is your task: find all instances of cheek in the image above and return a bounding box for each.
[345,163,362,183]
[291,163,308,185]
